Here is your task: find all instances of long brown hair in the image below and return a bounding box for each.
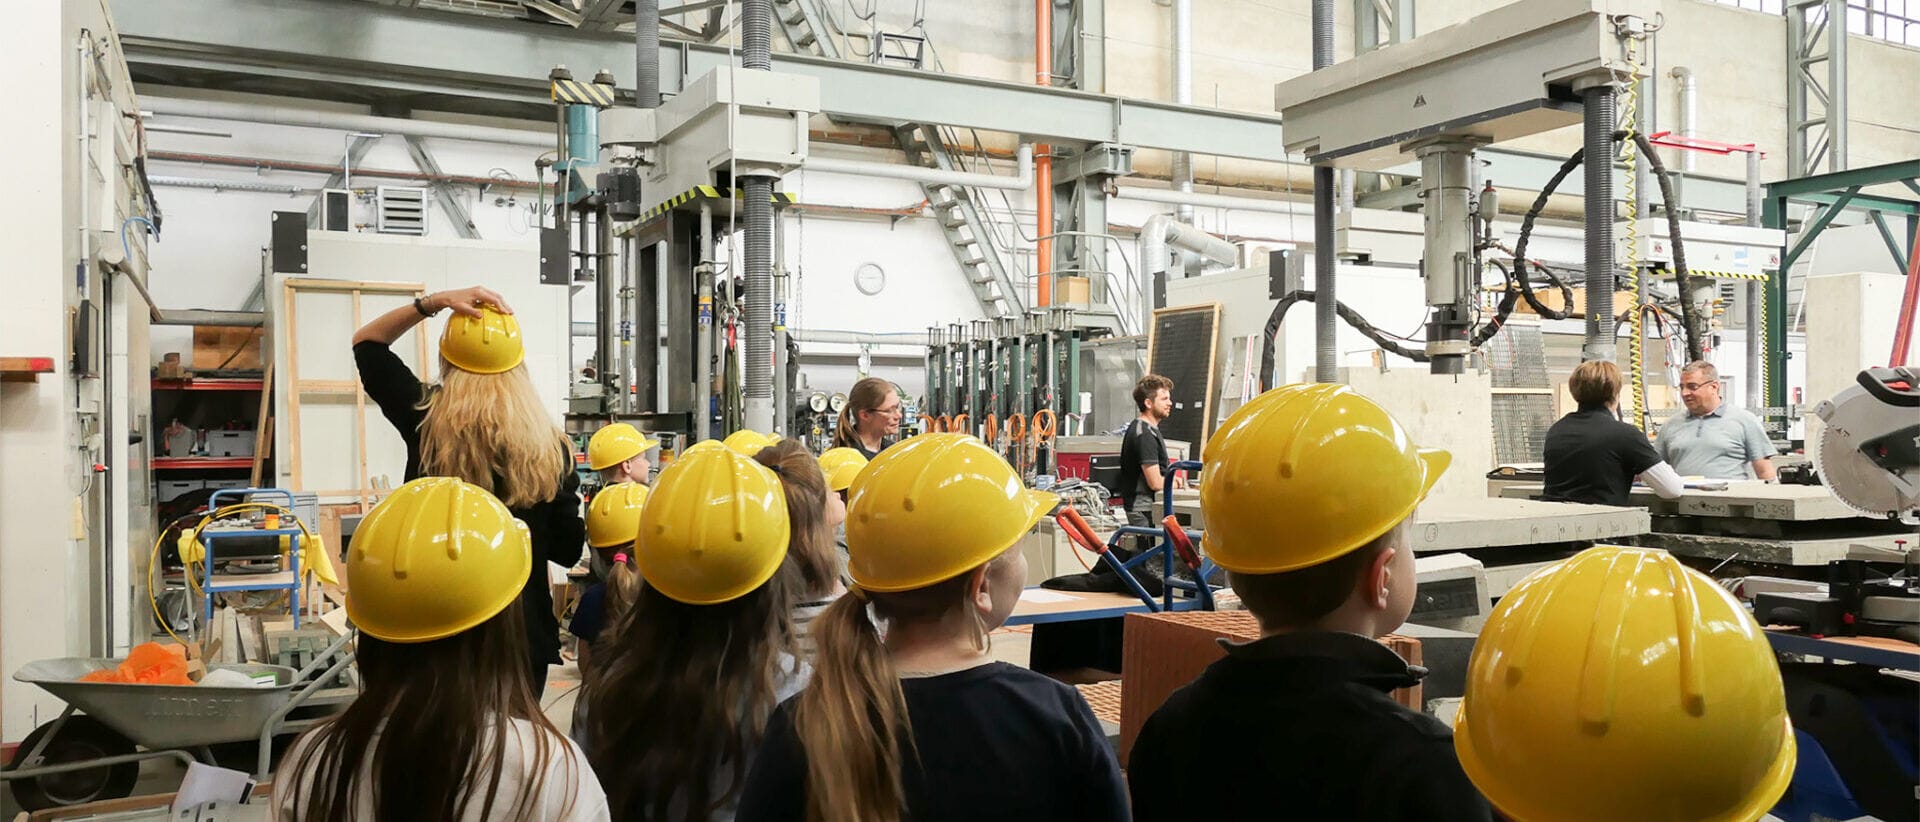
[603,547,641,625]
[278,601,580,821]
[418,361,572,508]
[583,572,797,822]
[792,561,1000,822]
[832,378,897,451]
[753,440,840,600]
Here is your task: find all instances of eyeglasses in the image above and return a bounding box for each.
[1679,382,1717,392]
[873,404,903,416]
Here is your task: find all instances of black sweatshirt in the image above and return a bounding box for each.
[737,661,1130,822]
[353,340,586,665]
[1129,631,1492,822]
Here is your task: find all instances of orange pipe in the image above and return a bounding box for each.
[1034,0,1053,308]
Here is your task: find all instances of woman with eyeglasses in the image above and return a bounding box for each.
[832,377,904,460]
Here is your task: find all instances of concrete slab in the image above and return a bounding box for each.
[1497,481,1862,521]
[1627,531,1919,567]
[1171,494,1649,552]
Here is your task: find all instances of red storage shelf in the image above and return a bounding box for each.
[152,457,253,470]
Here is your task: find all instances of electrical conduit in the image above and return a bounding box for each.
[1035,0,1053,307]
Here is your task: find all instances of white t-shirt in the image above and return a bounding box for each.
[275,717,611,821]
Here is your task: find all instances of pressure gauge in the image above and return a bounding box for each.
[829,393,849,413]
[808,392,830,413]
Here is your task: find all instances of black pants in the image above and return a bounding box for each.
[528,659,549,699]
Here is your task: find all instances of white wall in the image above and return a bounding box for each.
[2,0,153,742]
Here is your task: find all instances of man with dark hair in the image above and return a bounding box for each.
[1116,374,1178,522]
[1655,360,1777,480]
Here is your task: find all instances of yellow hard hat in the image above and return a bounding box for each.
[586,482,650,548]
[347,477,531,643]
[1200,383,1449,574]
[634,441,790,605]
[846,433,1058,592]
[721,429,778,456]
[1455,545,1796,822]
[817,447,869,492]
[439,305,525,375]
[588,423,659,471]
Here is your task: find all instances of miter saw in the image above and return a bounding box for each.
[1750,368,1920,644]
[1813,367,1920,524]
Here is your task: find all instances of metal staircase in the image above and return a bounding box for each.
[896,123,1027,318]
[772,0,1026,319]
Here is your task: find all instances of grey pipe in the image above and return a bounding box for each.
[741,0,775,431]
[773,210,790,434]
[1311,0,1336,383]
[789,329,932,346]
[1140,213,1239,328]
[1670,66,1697,174]
[635,0,661,109]
[742,179,775,429]
[697,203,716,441]
[1745,149,1765,408]
[742,0,772,70]
[1582,85,1617,362]
[1172,0,1194,229]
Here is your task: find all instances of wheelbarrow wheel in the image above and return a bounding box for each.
[4,715,139,811]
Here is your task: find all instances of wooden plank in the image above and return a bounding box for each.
[283,282,304,491]
[251,360,275,488]
[283,278,426,294]
[191,325,264,370]
[0,356,56,383]
[293,380,361,395]
[353,291,370,511]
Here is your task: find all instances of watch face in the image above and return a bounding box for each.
[808,392,829,412]
[829,393,848,413]
[854,262,886,296]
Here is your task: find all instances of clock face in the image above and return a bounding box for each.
[854,262,886,296]
[808,392,829,413]
[829,393,848,413]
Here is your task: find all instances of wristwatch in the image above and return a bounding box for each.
[413,296,434,317]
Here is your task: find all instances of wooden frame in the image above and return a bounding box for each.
[1147,302,1224,454]
[281,279,427,511]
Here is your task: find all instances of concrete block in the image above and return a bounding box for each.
[1627,531,1916,568]
[1497,481,1863,521]
[1339,368,1495,501]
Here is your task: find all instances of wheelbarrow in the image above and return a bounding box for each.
[1,633,356,811]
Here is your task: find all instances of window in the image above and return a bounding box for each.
[1698,0,1920,46]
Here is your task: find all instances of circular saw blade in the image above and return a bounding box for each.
[1814,390,1920,522]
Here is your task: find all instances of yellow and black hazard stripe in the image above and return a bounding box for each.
[1685,268,1771,282]
[639,185,800,222]
[552,77,616,108]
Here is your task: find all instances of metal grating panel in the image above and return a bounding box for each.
[1492,394,1554,463]
[1484,320,1553,463]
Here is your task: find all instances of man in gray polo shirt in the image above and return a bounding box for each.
[1655,360,1778,480]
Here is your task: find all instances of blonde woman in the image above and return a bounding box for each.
[352,286,586,697]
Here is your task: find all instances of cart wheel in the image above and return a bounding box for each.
[4,715,139,811]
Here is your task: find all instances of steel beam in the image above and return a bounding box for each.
[1870,210,1910,273]
[114,0,1763,211]
[112,0,1289,160]
[402,136,481,239]
[305,133,378,225]
[1765,159,1920,200]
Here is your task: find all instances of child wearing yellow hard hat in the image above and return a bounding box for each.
[815,446,868,559]
[735,433,1128,821]
[576,442,809,820]
[352,286,586,698]
[567,482,649,677]
[1455,545,1796,822]
[274,477,609,821]
[1127,383,1491,821]
[586,422,659,486]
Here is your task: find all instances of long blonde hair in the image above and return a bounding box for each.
[418,361,571,508]
[792,558,1000,822]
